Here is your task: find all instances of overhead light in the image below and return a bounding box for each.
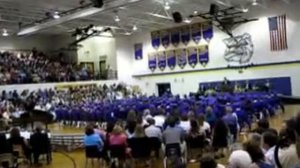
[53,11,60,19]
[114,15,120,22]
[164,2,170,10]
[242,8,249,12]
[252,0,258,6]
[132,25,137,31]
[125,32,132,35]
[193,11,198,15]
[183,18,191,24]
[2,29,8,36]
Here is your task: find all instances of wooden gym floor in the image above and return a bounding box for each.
[23,105,299,168]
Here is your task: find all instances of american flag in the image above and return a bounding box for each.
[268,15,288,51]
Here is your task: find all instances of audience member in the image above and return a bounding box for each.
[145,118,162,140]
[133,125,146,138]
[212,119,229,158]
[200,154,225,168]
[262,131,278,166]
[108,125,127,147]
[8,127,30,159]
[0,133,12,154]
[228,143,252,168]
[222,106,238,142]
[244,142,274,168]
[30,126,50,164]
[84,125,104,151]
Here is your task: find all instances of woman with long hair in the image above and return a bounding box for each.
[212,119,229,158]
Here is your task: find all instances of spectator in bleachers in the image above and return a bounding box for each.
[198,114,211,136]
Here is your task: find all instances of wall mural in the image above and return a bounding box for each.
[223,33,254,66]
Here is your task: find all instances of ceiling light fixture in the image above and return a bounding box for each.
[242,8,249,12]
[252,0,258,6]
[132,25,137,31]
[183,18,191,24]
[164,2,170,10]
[125,32,132,35]
[2,29,8,36]
[114,15,120,22]
[53,11,60,19]
[193,11,198,15]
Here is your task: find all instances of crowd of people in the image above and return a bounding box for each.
[81,105,300,168]
[0,49,93,85]
[0,83,141,129]
[0,126,50,167]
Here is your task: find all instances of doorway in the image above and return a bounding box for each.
[157,83,171,97]
[99,60,106,79]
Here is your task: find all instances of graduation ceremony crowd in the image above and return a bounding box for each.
[1,79,300,168]
[0,49,93,85]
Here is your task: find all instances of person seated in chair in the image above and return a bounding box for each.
[30,126,51,165]
[163,116,186,161]
[8,127,30,160]
[0,133,12,154]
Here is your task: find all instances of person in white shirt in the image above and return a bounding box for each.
[153,110,165,128]
[198,114,211,135]
[145,118,162,140]
[262,131,278,166]
[179,115,190,133]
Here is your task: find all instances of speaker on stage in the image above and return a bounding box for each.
[209,4,219,16]
[172,12,183,23]
[90,0,103,8]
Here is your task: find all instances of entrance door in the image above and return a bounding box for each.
[157,83,171,97]
[99,60,106,79]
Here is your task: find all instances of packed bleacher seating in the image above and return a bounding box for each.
[0,50,93,85]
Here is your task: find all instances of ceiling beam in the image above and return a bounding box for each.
[17,0,147,36]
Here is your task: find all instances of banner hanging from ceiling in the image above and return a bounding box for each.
[134,43,143,60]
[151,31,161,49]
[148,52,157,71]
[158,51,167,70]
[187,47,198,68]
[167,50,176,70]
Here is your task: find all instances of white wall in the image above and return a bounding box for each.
[77,36,117,73]
[115,1,300,96]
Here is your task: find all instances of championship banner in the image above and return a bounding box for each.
[171,28,180,47]
[180,26,191,46]
[187,47,198,68]
[191,23,202,44]
[167,50,176,70]
[148,52,157,71]
[134,43,143,60]
[176,48,187,69]
[161,30,170,49]
[198,45,209,66]
[158,51,167,71]
[202,22,213,42]
[151,31,161,49]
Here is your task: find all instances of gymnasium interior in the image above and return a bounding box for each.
[0,0,300,168]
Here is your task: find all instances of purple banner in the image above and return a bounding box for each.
[199,45,209,65]
[151,31,161,49]
[191,23,202,44]
[158,51,167,70]
[187,47,198,68]
[176,48,187,69]
[202,22,213,42]
[167,50,176,70]
[181,26,191,46]
[148,52,157,71]
[134,43,143,60]
[161,30,170,49]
